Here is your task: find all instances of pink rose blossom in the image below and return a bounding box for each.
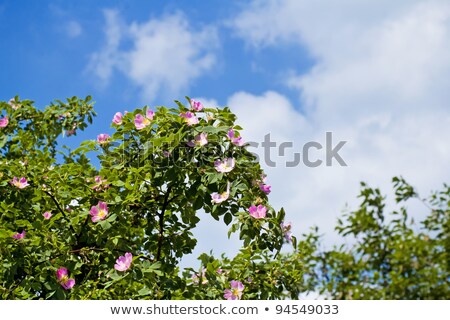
[94,176,103,184]
[214,158,235,173]
[227,129,245,146]
[180,111,199,126]
[43,211,52,220]
[211,182,231,204]
[187,133,208,147]
[224,280,244,300]
[56,267,75,290]
[190,99,204,111]
[0,117,8,128]
[92,175,109,191]
[112,112,123,125]
[114,252,133,272]
[260,183,271,194]
[12,230,26,240]
[192,267,208,284]
[146,109,155,120]
[10,177,29,189]
[134,109,154,130]
[97,133,110,144]
[248,204,267,219]
[66,129,76,136]
[281,221,293,242]
[8,98,20,109]
[89,201,109,222]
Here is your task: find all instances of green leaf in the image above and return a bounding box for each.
[112,180,125,187]
[137,287,152,296]
[224,212,232,225]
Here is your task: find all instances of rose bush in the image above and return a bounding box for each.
[0,96,312,299]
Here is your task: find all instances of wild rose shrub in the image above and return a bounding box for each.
[0,96,312,299]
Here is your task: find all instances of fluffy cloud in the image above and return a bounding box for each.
[88,10,218,101]
[66,20,82,38]
[225,0,450,242]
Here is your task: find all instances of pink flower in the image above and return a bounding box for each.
[0,117,8,128]
[190,99,204,111]
[43,211,52,220]
[260,183,271,195]
[163,150,171,157]
[180,111,199,126]
[10,177,29,189]
[224,280,244,300]
[92,175,109,191]
[56,267,75,290]
[134,109,154,130]
[112,112,123,125]
[227,129,245,146]
[192,267,208,284]
[227,129,235,139]
[97,133,110,144]
[211,182,231,204]
[214,158,235,173]
[134,114,148,129]
[94,176,103,184]
[248,204,267,219]
[281,221,293,242]
[114,252,133,272]
[66,129,76,136]
[146,109,155,120]
[187,133,208,147]
[12,230,26,240]
[8,98,20,109]
[89,201,109,222]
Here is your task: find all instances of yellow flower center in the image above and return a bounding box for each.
[98,209,107,219]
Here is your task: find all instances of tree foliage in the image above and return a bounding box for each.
[308,177,450,299]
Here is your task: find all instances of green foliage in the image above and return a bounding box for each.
[308,177,450,299]
[0,96,306,299]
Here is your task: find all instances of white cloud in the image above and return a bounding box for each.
[66,20,82,38]
[219,0,450,244]
[88,10,124,84]
[88,10,218,101]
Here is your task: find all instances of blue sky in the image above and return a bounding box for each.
[2,0,450,265]
[0,0,311,134]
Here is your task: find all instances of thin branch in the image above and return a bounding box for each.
[156,185,173,261]
[74,214,90,248]
[42,189,77,236]
[69,247,106,254]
